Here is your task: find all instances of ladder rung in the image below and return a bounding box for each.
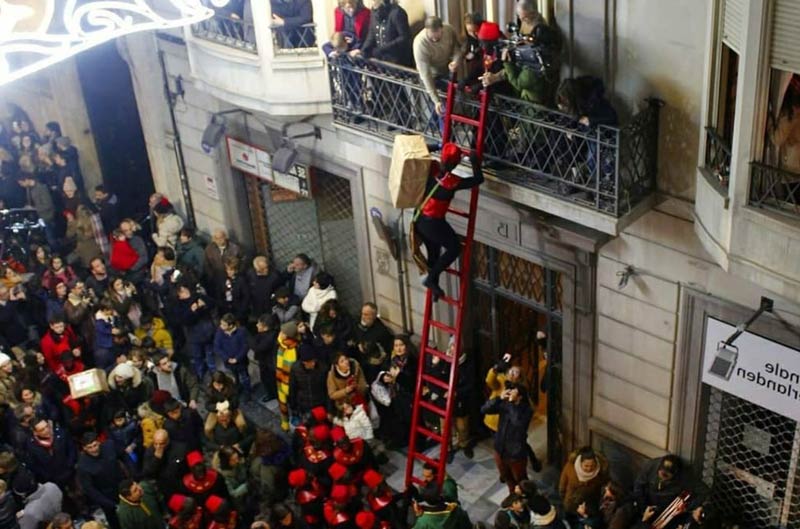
[424,346,452,362]
[419,400,447,417]
[415,426,444,443]
[410,476,426,486]
[444,267,460,276]
[421,373,450,391]
[450,114,480,127]
[413,452,440,467]
[447,207,470,218]
[439,295,459,306]
[428,320,456,334]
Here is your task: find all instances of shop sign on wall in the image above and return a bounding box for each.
[226,136,310,198]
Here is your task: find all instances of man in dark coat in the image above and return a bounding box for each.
[632,455,706,529]
[163,399,205,453]
[351,302,393,359]
[142,429,187,501]
[250,313,279,402]
[480,382,533,494]
[25,418,76,489]
[271,0,314,48]
[77,432,125,529]
[247,256,283,319]
[358,0,412,66]
[289,343,328,418]
[93,185,120,233]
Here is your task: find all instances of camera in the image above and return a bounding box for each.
[500,22,561,75]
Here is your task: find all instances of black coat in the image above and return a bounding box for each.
[246,269,284,317]
[480,397,532,460]
[288,361,328,414]
[163,408,204,453]
[633,458,705,517]
[361,3,413,67]
[271,0,313,29]
[250,329,278,369]
[351,318,394,360]
[216,274,250,323]
[0,301,28,347]
[142,440,187,500]
[25,425,77,487]
[77,441,125,510]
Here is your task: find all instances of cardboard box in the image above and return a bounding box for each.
[389,135,432,209]
[68,368,109,399]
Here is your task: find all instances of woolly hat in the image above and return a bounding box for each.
[150,389,172,408]
[312,424,330,442]
[355,511,376,529]
[112,362,135,380]
[529,495,551,516]
[330,484,350,504]
[0,353,11,366]
[477,21,501,41]
[311,406,328,422]
[280,321,298,339]
[186,450,204,468]
[215,400,231,414]
[298,343,316,362]
[12,469,37,497]
[330,426,347,444]
[362,469,383,489]
[440,143,461,166]
[168,494,189,514]
[288,468,307,488]
[205,495,224,514]
[328,462,347,481]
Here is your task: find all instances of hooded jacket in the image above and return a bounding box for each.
[18,483,62,529]
[153,213,184,248]
[176,238,205,277]
[301,285,337,329]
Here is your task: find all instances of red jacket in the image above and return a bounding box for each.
[110,238,139,272]
[419,160,484,219]
[40,326,80,372]
[334,6,371,44]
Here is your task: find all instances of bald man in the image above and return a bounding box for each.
[203,229,243,299]
[141,429,187,500]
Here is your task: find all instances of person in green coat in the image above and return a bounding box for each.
[116,479,164,529]
[421,463,459,504]
[412,493,472,529]
[176,227,205,279]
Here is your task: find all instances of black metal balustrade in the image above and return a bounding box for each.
[271,23,318,55]
[192,14,257,52]
[705,126,732,187]
[328,57,662,217]
[749,162,800,217]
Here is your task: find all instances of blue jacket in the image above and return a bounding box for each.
[170,294,215,343]
[94,315,114,349]
[214,327,249,363]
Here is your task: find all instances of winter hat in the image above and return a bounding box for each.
[440,143,461,167]
[312,424,330,443]
[215,400,231,413]
[311,406,328,422]
[12,470,37,497]
[330,426,347,444]
[362,469,383,489]
[298,343,316,362]
[0,353,11,366]
[150,389,172,408]
[205,495,224,515]
[113,362,135,380]
[529,495,551,516]
[477,21,501,41]
[288,468,308,488]
[168,494,189,514]
[186,450,204,468]
[328,462,347,481]
[280,321,298,339]
[355,511,376,529]
[330,484,350,504]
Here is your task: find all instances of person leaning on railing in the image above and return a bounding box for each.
[413,16,461,117]
[352,0,412,67]
[271,0,314,48]
[322,0,370,58]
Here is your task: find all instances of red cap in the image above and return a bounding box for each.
[159,197,171,207]
[362,469,383,488]
[328,462,347,481]
[331,484,350,504]
[168,494,188,514]
[186,450,204,468]
[150,389,172,408]
[312,424,330,442]
[331,426,347,444]
[440,143,461,166]
[288,468,308,488]
[311,406,328,422]
[477,21,501,41]
[204,495,224,514]
[356,511,376,529]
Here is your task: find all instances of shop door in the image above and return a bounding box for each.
[701,386,800,528]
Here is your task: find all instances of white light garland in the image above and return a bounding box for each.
[0,0,230,86]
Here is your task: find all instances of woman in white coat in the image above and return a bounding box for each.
[301,271,337,328]
[151,201,184,248]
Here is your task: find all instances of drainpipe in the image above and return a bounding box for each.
[568,0,575,78]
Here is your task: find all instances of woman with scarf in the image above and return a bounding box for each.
[558,446,609,520]
[327,351,368,408]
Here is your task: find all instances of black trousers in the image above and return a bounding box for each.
[415,215,460,284]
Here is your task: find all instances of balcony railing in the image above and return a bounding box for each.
[749,162,800,218]
[192,14,257,53]
[271,23,318,55]
[704,126,732,187]
[328,57,661,217]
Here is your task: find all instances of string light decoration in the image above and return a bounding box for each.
[0,0,230,86]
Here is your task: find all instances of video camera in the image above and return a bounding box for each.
[499,22,560,75]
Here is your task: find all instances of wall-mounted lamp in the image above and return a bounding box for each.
[617,265,636,289]
[272,121,322,174]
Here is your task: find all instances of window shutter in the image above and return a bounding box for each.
[722,0,745,53]
[771,0,800,74]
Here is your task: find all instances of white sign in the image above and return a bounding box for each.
[227,137,259,175]
[703,316,800,423]
[226,136,310,197]
[204,175,220,200]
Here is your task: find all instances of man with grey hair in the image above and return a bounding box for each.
[413,16,461,116]
[515,0,546,38]
[204,228,243,298]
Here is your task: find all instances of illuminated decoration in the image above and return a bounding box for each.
[0,0,230,86]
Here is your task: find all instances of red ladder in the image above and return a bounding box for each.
[404,78,491,492]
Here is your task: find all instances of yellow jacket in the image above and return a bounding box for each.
[483,367,507,432]
[135,317,174,353]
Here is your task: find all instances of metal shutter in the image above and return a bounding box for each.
[722,0,746,53]
[771,0,800,74]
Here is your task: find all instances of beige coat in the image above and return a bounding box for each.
[559,450,610,513]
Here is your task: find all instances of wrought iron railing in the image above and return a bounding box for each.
[327,57,662,217]
[705,126,732,187]
[271,23,317,55]
[191,14,257,53]
[748,162,800,217]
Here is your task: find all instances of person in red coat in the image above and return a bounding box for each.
[40,315,82,372]
[109,229,140,274]
[334,0,370,50]
[363,469,401,529]
[413,142,484,301]
[204,495,237,529]
[181,451,229,507]
[288,468,325,527]
[323,484,355,528]
[168,494,203,529]
[331,426,370,480]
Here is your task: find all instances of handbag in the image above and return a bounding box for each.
[371,372,392,407]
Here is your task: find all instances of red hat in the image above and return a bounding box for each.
[355,511,376,529]
[168,494,188,514]
[186,450,204,468]
[362,469,384,488]
[288,468,308,488]
[204,495,224,514]
[328,462,347,481]
[312,424,330,442]
[440,143,461,166]
[311,406,328,422]
[477,21,501,41]
[330,484,350,504]
[150,389,172,408]
[331,426,347,444]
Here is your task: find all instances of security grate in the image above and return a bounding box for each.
[702,386,800,528]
